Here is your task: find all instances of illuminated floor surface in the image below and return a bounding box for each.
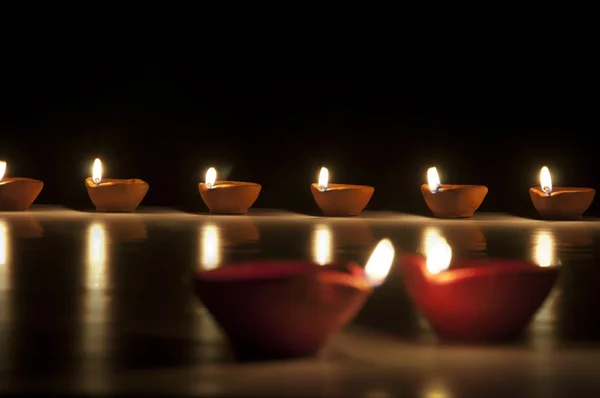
[1,207,600,397]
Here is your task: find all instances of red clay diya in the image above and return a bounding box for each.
[193,239,395,358]
[85,158,149,212]
[0,161,44,211]
[310,167,374,217]
[194,260,372,357]
[198,167,261,214]
[399,252,558,341]
[421,167,488,218]
[529,166,595,220]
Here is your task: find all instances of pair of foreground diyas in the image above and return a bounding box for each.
[422,166,596,220]
[192,234,558,358]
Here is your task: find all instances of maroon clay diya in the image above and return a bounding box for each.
[421,166,488,218]
[198,167,261,214]
[85,158,149,212]
[400,231,558,341]
[0,161,44,211]
[529,166,595,220]
[193,239,395,358]
[310,167,374,217]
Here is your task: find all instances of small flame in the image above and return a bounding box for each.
[533,229,557,267]
[427,167,441,194]
[0,161,6,181]
[423,228,452,274]
[318,167,329,192]
[92,158,102,184]
[205,167,217,189]
[540,166,552,195]
[312,224,333,265]
[364,239,395,287]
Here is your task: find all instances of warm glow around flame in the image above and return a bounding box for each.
[533,229,556,267]
[312,224,333,265]
[540,166,552,194]
[92,158,102,184]
[201,224,220,270]
[205,167,217,189]
[423,228,452,274]
[364,239,395,287]
[0,161,6,181]
[318,167,329,192]
[427,167,441,193]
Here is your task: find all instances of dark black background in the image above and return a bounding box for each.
[1,46,597,216]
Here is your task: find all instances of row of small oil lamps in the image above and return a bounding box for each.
[0,159,595,219]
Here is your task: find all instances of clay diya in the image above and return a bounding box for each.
[310,167,374,217]
[0,161,44,211]
[529,166,595,220]
[400,231,558,341]
[421,167,488,218]
[193,239,395,358]
[85,158,149,212]
[198,167,261,214]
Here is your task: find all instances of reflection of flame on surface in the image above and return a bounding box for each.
[200,224,221,270]
[92,158,102,184]
[317,167,329,192]
[532,229,557,267]
[312,224,333,265]
[422,227,452,275]
[365,239,395,287]
[540,166,552,195]
[205,167,217,189]
[0,222,9,291]
[0,161,6,181]
[427,166,441,194]
[86,223,107,288]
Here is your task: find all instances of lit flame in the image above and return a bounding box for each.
[318,167,329,192]
[312,224,333,265]
[540,166,552,195]
[423,227,452,274]
[533,229,556,267]
[92,158,102,184]
[364,239,395,287]
[427,167,441,194]
[86,223,106,288]
[201,224,220,270]
[205,167,217,189]
[0,161,6,181]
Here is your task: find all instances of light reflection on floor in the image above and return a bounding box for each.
[0,207,599,396]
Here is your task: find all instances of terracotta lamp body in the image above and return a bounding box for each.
[310,183,374,217]
[0,178,44,211]
[400,254,558,341]
[421,184,488,218]
[529,187,595,220]
[199,181,261,214]
[85,177,149,212]
[193,260,372,358]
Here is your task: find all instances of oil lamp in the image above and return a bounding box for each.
[198,167,261,214]
[310,166,374,217]
[0,161,44,211]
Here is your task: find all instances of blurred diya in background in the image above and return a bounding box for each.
[85,158,149,212]
[421,167,488,218]
[0,161,44,211]
[198,167,261,214]
[310,167,374,217]
[529,166,595,220]
[193,239,395,358]
[399,230,558,341]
